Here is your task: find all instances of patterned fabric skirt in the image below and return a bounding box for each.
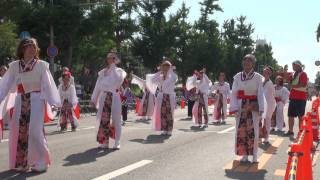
[15,93,31,168]
[60,100,75,130]
[141,92,150,116]
[214,93,224,120]
[197,94,208,124]
[97,92,113,144]
[271,107,277,128]
[236,100,256,156]
[161,94,173,132]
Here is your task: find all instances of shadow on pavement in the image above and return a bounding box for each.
[211,122,229,126]
[224,169,267,180]
[0,169,46,180]
[178,126,206,133]
[130,134,170,144]
[224,160,267,180]
[179,117,192,121]
[270,130,284,136]
[134,119,151,124]
[63,147,115,166]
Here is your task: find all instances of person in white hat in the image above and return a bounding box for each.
[284,60,308,136]
[91,50,127,149]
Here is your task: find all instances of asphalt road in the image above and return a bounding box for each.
[0,103,319,180]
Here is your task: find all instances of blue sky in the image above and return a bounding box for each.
[167,0,320,81]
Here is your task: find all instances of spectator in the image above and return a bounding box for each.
[284,60,308,136]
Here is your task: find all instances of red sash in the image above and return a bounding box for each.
[237,90,257,100]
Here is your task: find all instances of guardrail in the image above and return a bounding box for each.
[284,97,320,180]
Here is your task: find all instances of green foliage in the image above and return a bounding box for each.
[0,22,19,64]
[0,0,280,85]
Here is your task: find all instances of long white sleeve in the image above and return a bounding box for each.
[40,65,61,107]
[186,75,197,91]
[146,72,161,94]
[0,66,15,104]
[226,83,231,98]
[91,76,102,105]
[282,87,290,104]
[257,78,265,112]
[230,77,239,112]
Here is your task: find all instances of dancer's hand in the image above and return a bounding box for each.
[90,101,96,108]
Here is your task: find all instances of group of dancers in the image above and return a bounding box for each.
[0,37,308,172]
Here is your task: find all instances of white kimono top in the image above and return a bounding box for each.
[186,74,212,95]
[230,71,264,113]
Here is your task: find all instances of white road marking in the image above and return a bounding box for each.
[1,138,8,142]
[81,126,95,130]
[218,126,235,134]
[92,160,153,180]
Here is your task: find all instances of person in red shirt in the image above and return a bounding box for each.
[285,60,308,136]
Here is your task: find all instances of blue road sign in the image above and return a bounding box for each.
[47,45,59,58]
[20,31,30,39]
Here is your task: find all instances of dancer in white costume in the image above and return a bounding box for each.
[0,38,61,172]
[131,74,155,120]
[260,66,276,144]
[186,69,212,128]
[229,54,264,163]
[146,60,178,136]
[212,72,230,124]
[91,51,126,150]
[58,71,80,132]
[271,76,289,131]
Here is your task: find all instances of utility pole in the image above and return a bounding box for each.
[115,0,121,52]
[49,0,55,74]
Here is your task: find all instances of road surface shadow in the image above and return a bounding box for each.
[224,160,267,180]
[179,117,192,121]
[225,169,267,180]
[63,147,114,166]
[0,169,46,180]
[270,130,285,136]
[211,122,230,126]
[178,126,206,133]
[134,119,151,124]
[130,134,170,144]
[45,130,77,136]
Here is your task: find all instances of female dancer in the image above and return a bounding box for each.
[131,74,155,120]
[271,76,289,131]
[91,51,126,149]
[186,69,211,128]
[229,54,264,163]
[146,59,178,136]
[0,38,61,172]
[212,72,230,124]
[58,71,80,132]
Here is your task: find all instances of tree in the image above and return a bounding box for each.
[254,43,280,74]
[0,22,19,65]
[221,16,255,81]
[131,0,175,70]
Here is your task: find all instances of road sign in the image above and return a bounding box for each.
[20,31,30,40]
[47,45,59,58]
